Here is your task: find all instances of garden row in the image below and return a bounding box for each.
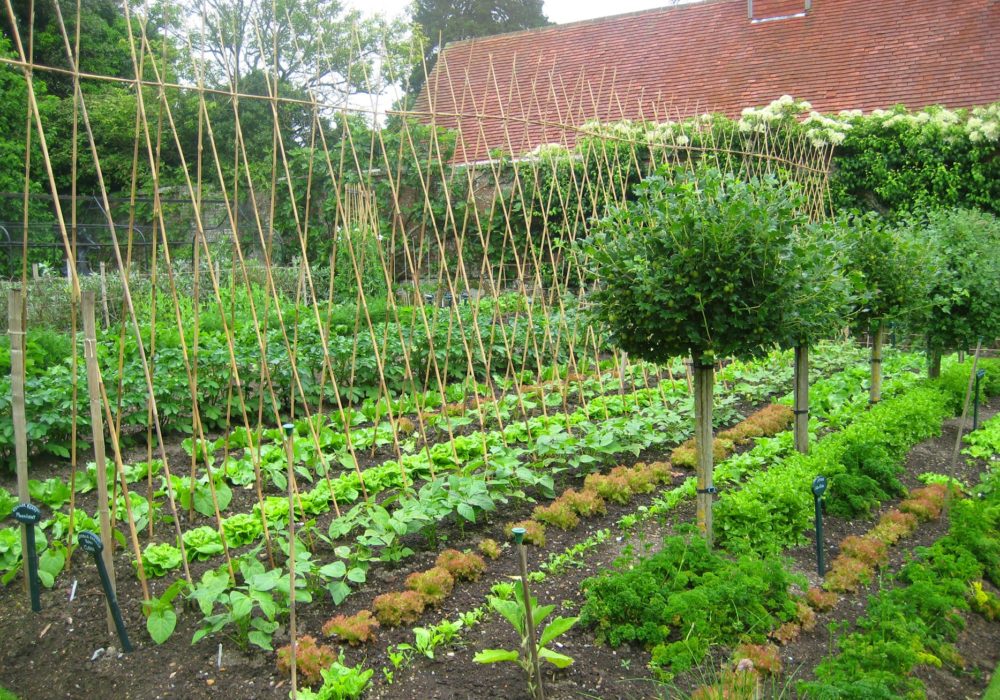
[270,349,948,697]
[102,343,906,652]
[0,286,579,462]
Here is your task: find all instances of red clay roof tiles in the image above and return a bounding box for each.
[414,0,1000,162]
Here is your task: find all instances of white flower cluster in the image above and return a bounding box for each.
[867,103,1000,145]
[737,94,811,133]
[526,142,571,160]
[572,99,999,155]
[579,119,645,141]
[967,104,1000,143]
[802,111,852,148]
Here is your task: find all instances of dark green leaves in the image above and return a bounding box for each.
[585,163,815,363]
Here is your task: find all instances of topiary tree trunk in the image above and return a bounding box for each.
[693,360,715,546]
[793,344,809,453]
[870,321,884,404]
[928,347,942,379]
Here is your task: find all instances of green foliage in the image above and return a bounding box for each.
[474,585,577,700]
[140,542,184,578]
[27,478,72,509]
[580,533,802,678]
[825,443,905,519]
[829,103,1000,216]
[143,579,188,645]
[801,479,1000,698]
[916,208,1000,356]
[191,556,302,652]
[585,163,811,363]
[0,487,15,521]
[221,512,264,548]
[182,526,224,562]
[716,382,953,555]
[964,412,1000,462]
[295,653,372,700]
[842,212,936,332]
[940,357,1000,410]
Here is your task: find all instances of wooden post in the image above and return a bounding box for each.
[82,291,116,636]
[8,289,30,592]
[794,344,809,454]
[31,263,39,280]
[283,424,298,698]
[870,322,884,404]
[99,262,110,330]
[694,360,715,547]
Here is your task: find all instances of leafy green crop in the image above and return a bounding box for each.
[580,532,803,678]
[141,542,184,577]
[182,526,224,562]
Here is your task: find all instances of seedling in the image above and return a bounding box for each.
[473,584,578,700]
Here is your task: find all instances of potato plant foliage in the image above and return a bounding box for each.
[584,163,815,363]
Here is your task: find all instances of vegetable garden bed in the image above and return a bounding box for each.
[4,343,997,699]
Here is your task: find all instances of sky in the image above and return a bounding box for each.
[353,0,681,26]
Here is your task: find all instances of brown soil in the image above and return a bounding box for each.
[1,393,997,700]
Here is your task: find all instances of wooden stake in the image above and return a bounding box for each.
[283,424,298,698]
[99,261,110,329]
[8,289,30,593]
[794,344,809,454]
[694,360,715,547]
[82,291,116,636]
[870,322,884,404]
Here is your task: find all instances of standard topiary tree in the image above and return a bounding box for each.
[778,221,855,453]
[916,208,1000,377]
[584,162,816,545]
[842,213,936,402]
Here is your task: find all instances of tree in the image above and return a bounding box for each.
[191,0,411,106]
[843,212,936,402]
[584,163,815,545]
[917,208,1000,377]
[779,220,854,453]
[408,0,549,95]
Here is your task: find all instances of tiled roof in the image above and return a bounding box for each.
[413,0,1000,163]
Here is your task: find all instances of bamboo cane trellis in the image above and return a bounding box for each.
[0,1,832,675]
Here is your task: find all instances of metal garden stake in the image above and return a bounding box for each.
[973,369,986,430]
[512,527,545,700]
[812,476,828,576]
[78,531,133,652]
[12,503,42,612]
